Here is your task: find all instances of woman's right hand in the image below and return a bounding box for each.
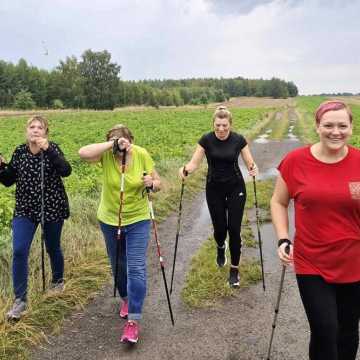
[116,137,131,152]
[178,166,188,180]
[278,243,293,266]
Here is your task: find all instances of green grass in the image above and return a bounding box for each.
[267,110,290,140]
[0,106,270,358]
[181,238,262,308]
[182,98,360,309]
[0,255,109,360]
[246,179,275,223]
[294,96,360,145]
[241,215,256,248]
[181,179,275,308]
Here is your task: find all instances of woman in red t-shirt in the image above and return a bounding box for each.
[271,100,360,360]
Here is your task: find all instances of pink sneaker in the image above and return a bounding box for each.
[119,300,128,319]
[120,321,139,344]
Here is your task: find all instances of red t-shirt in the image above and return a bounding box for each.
[278,145,360,283]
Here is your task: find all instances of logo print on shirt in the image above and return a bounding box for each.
[349,182,360,199]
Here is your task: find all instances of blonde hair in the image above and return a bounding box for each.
[26,115,49,135]
[106,124,134,142]
[212,105,232,124]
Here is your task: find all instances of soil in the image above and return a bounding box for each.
[30,109,360,360]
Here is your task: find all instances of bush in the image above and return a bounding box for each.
[53,99,64,109]
[13,90,36,110]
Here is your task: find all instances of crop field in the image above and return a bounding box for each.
[296,96,360,145]
[2,98,360,359]
[0,107,269,293]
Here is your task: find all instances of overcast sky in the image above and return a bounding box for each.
[1,0,359,95]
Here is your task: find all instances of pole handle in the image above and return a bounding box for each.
[112,138,127,157]
[143,171,152,193]
[285,244,291,255]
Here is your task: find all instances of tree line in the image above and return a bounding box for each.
[0,49,298,110]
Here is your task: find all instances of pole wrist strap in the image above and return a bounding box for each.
[278,238,292,248]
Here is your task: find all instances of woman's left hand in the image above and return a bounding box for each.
[248,163,258,177]
[142,174,154,189]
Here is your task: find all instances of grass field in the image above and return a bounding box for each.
[295,96,360,145]
[0,104,270,359]
[2,96,360,358]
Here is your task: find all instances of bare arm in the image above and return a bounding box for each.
[78,141,113,163]
[240,144,258,176]
[179,144,205,178]
[270,174,293,264]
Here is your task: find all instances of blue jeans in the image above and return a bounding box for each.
[12,216,64,301]
[99,220,150,321]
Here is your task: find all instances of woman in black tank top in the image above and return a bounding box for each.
[179,105,258,287]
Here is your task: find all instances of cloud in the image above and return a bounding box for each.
[0,0,359,94]
[204,0,303,15]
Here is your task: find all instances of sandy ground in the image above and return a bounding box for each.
[30,108,360,360]
[226,97,294,108]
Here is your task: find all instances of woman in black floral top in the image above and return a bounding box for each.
[0,115,71,320]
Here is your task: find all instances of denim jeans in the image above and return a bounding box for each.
[12,216,64,301]
[99,220,150,321]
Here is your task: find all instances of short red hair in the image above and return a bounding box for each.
[315,100,353,124]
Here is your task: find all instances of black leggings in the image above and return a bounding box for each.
[206,179,246,266]
[296,275,360,360]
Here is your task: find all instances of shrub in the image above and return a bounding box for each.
[13,90,36,110]
[53,99,64,109]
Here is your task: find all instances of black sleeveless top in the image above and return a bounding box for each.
[199,131,247,183]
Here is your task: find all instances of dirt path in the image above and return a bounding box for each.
[30,109,359,360]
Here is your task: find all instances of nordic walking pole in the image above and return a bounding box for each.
[266,244,290,360]
[170,167,188,295]
[144,172,175,326]
[113,144,127,297]
[40,151,46,291]
[252,171,266,291]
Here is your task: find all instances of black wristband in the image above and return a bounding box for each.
[278,238,292,247]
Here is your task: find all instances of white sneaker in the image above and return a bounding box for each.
[48,280,65,294]
[7,298,27,321]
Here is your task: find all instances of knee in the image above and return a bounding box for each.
[46,245,63,257]
[214,228,227,242]
[311,318,338,343]
[13,246,29,260]
[128,261,146,280]
[228,228,241,241]
[339,322,359,343]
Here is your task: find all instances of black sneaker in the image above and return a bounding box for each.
[216,242,227,267]
[229,268,240,288]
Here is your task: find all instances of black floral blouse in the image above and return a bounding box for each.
[0,142,71,222]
